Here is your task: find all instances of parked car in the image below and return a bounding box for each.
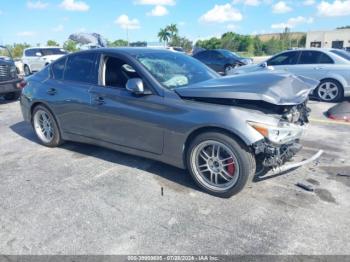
[231,48,350,102]
[193,49,252,75]
[22,47,68,76]
[21,48,320,197]
[0,45,24,101]
[166,46,185,53]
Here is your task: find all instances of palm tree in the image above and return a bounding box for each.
[166,24,178,38]
[158,28,171,46]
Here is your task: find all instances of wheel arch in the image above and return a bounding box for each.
[183,126,253,169]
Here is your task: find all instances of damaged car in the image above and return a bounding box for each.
[20,48,321,197]
[0,45,24,101]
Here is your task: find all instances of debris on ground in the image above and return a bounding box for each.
[296,182,314,192]
[326,101,350,122]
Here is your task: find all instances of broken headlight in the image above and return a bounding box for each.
[248,121,304,144]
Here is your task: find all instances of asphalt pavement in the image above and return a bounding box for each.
[0,98,349,255]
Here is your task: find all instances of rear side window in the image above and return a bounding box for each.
[195,51,209,59]
[64,53,97,84]
[51,57,66,80]
[25,49,36,57]
[298,51,333,64]
[267,51,299,66]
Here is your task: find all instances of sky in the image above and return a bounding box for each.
[0,0,349,45]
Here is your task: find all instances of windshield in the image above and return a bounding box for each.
[0,46,13,61]
[41,48,67,56]
[330,49,350,61]
[136,52,219,89]
[219,49,240,59]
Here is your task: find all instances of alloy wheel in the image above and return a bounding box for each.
[317,82,339,101]
[191,140,240,191]
[33,110,55,143]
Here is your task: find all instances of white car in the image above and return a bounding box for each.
[22,47,67,76]
[231,48,350,102]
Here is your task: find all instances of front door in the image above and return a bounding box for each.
[88,55,164,155]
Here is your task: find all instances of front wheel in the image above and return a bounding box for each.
[187,132,256,198]
[32,105,63,147]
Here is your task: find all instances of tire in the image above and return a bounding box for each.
[24,65,31,76]
[32,105,63,147]
[224,65,234,75]
[187,132,256,198]
[3,92,20,101]
[316,79,343,102]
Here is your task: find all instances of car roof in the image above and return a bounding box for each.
[24,46,63,50]
[68,47,178,56]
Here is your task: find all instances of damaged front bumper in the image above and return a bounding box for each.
[253,139,323,175]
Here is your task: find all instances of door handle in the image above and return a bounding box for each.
[93,96,105,105]
[47,88,57,95]
[314,67,324,70]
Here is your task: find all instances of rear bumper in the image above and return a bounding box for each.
[0,79,22,95]
[344,88,350,97]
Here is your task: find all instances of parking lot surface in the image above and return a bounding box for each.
[0,99,349,255]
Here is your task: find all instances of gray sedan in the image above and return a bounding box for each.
[20,48,319,197]
[231,48,350,102]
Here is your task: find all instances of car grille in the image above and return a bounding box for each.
[0,64,11,81]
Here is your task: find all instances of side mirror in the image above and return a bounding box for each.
[126,78,144,95]
[35,52,42,57]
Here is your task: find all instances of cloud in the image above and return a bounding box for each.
[317,0,350,16]
[271,16,314,29]
[272,1,292,13]
[52,24,64,32]
[303,0,316,5]
[226,24,237,30]
[115,15,140,29]
[59,0,89,11]
[178,21,186,26]
[17,31,37,37]
[147,5,168,16]
[200,4,243,23]
[135,0,175,5]
[27,1,49,9]
[232,0,261,6]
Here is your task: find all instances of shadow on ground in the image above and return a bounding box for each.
[10,121,200,193]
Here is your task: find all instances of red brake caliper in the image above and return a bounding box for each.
[226,160,235,176]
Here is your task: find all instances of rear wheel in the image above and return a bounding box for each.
[187,132,255,198]
[316,79,343,102]
[3,92,20,101]
[32,105,63,147]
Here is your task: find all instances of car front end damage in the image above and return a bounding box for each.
[249,102,323,175]
[176,71,323,175]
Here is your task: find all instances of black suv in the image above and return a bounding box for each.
[193,49,252,75]
[0,45,22,101]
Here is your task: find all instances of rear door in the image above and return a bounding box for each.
[44,52,98,136]
[287,50,332,80]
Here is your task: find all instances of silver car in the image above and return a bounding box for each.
[231,48,350,102]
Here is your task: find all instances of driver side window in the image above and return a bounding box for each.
[267,51,299,66]
[102,56,140,89]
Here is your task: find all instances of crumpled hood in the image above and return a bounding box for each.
[175,71,319,105]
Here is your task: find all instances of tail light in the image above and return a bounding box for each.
[16,80,27,89]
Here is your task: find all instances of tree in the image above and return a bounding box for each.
[169,36,193,52]
[336,26,350,29]
[166,24,178,38]
[47,40,59,47]
[7,43,31,58]
[63,40,79,52]
[158,28,171,46]
[108,39,128,47]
